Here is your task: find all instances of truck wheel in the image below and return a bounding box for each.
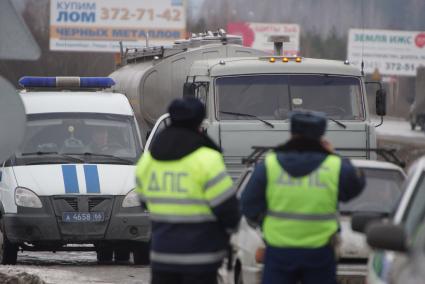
[0,222,17,265]
[97,248,113,264]
[411,122,416,130]
[114,249,130,263]
[133,242,150,265]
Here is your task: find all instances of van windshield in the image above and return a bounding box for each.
[14,113,142,165]
[216,75,364,120]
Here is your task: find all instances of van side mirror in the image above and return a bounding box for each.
[376,89,387,116]
[183,82,196,98]
[366,223,407,253]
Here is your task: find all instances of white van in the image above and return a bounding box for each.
[0,77,150,265]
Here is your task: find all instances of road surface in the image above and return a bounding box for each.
[0,251,151,283]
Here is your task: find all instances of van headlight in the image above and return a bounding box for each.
[15,187,42,208]
[122,189,141,208]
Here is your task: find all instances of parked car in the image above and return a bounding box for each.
[356,156,425,284]
[231,158,405,284]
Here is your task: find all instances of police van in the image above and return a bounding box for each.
[0,77,150,265]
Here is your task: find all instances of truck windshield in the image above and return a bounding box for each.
[15,113,142,164]
[339,168,404,214]
[216,75,364,120]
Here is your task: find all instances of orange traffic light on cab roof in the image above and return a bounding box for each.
[269,57,276,63]
[282,57,289,62]
[295,57,302,63]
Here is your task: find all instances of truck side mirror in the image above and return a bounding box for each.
[145,130,151,141]
[376,89,387,116]
[183,83,196,98]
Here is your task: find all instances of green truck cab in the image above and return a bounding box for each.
[110,31,383,179]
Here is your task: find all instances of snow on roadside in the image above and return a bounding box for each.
[374,116,425,144]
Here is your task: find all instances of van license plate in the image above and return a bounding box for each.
[62,212,104,222]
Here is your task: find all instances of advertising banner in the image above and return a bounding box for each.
[50,0,186,52]
[227,22,300,56]
[348,29,425,76]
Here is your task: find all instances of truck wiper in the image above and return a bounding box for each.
[328,117,346,129]
[219,111,274,128]
[21,151,85,163]
[21,151,58,156]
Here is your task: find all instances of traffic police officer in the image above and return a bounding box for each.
[135,98,240,284]
[241,111,365,284]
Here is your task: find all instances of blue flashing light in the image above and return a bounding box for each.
[80,77,115,88]
[18,76,116,89]
[19,77,56,88]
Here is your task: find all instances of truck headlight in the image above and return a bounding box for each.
[15,187,42,208]
[122,189,141,208]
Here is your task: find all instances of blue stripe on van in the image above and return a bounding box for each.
[84,165,100,193]
[62,165,79,194]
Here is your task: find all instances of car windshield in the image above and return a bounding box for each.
[14,113,141,164]
[216,75,364,120]
[339,168,404,214]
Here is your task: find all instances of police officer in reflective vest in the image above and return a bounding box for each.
[135,98,240,284]
[241,111,365,284]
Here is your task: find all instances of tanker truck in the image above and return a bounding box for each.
[110,31,385,179]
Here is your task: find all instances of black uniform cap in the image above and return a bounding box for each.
[168,98,206,129]
[290,110,327,140]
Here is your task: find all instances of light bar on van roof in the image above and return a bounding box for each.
[18,77,115,89]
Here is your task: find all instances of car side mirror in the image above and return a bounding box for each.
[376,89,387,116]
[351,212,386,233]
[366,223,407,253]
[183,82,196,98]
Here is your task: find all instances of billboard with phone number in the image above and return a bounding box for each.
[50,0,186,52]
[348,29,425,76]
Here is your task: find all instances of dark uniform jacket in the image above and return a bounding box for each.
[147,126,241,272]
[241,138,365,228]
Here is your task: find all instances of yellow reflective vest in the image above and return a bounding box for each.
[263,152,341,248]
[135,147,234,222]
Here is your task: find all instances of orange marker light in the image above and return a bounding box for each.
[269,57,276,63]
[282,57,289,63]
[295,57,302,63]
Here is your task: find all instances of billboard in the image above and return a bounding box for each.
[348,29,425,76]
[227,22,300,56]
[50,0,186,52]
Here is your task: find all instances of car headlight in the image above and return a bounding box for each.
[15,187,42,208]
[122,189,142,208]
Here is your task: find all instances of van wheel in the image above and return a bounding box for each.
[114,249,130,263]
[133,242,150,265]
[97,248,113,264]
[0,221,17,265]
